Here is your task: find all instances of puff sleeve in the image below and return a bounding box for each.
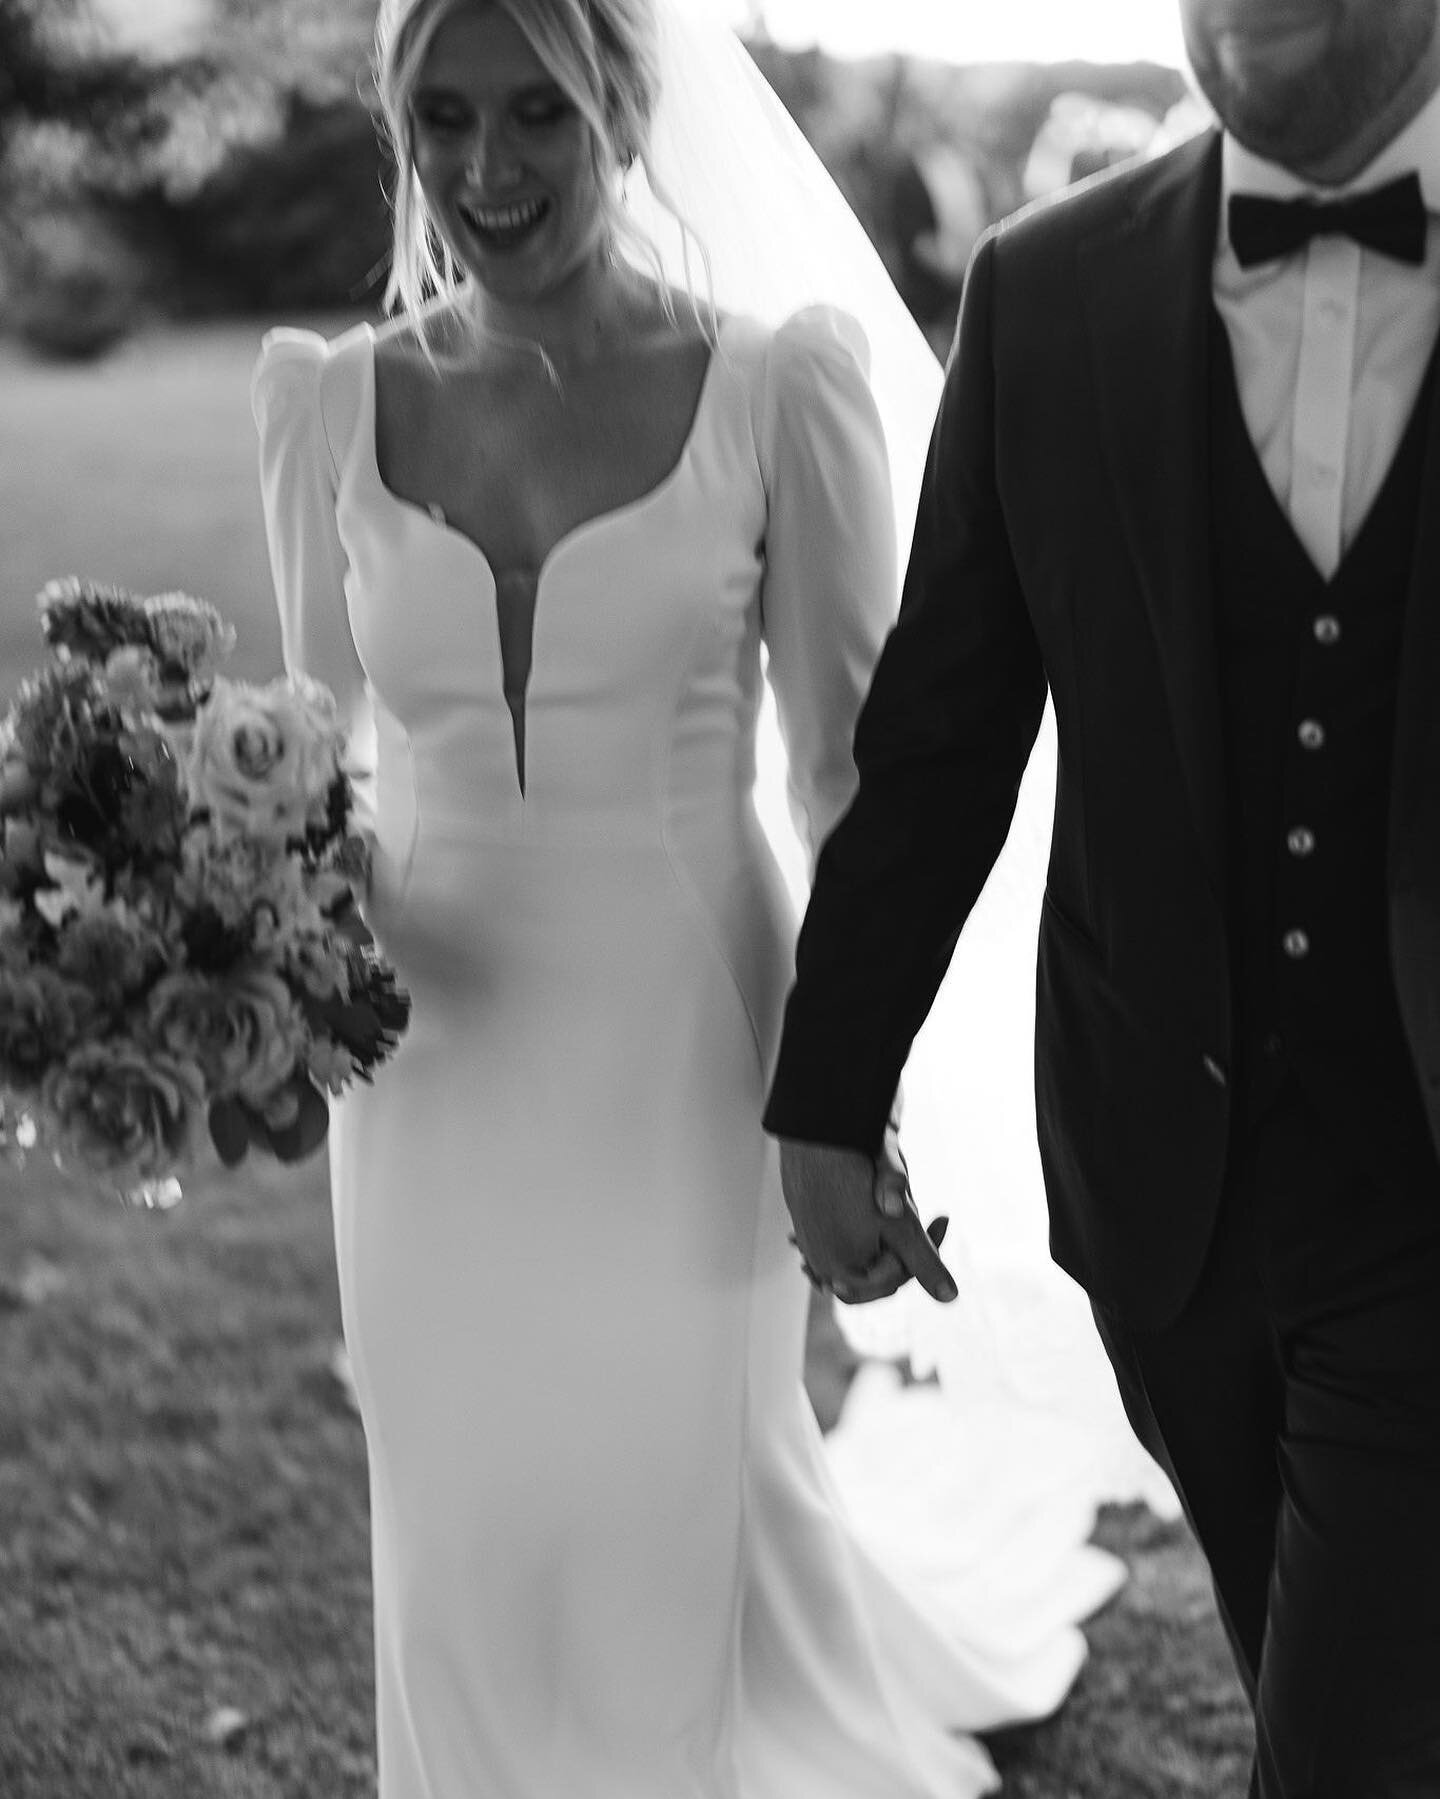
[757,306,899,878]
[251,328,377,843]
[764,235,1046,1154]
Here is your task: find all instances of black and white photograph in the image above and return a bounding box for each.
[2,0,1437,1793]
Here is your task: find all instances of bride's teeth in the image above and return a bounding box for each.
[464,199,547,233]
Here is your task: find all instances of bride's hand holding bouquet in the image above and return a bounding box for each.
[0,578,408,1206]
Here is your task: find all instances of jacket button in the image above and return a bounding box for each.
[1202,1054,1228,1089]
[1283,929,1311,960]
[1287,826,1316,857]
[1298,719,1326,751]
[1313,615,1342,646]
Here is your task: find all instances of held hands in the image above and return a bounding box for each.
[779,1129,957,1306]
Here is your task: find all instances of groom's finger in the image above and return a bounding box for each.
[868,1148,955,1302]
[833,1218,951,1306]
[879,1209,957,1303]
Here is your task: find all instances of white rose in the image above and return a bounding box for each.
[187,676,343,845]
[103,645,161,709]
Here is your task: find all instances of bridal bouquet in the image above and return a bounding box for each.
[0,578,409,1206]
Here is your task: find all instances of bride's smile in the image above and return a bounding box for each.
[408,5,612,317]
[454,194,554,251]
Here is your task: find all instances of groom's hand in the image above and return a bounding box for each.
[779,1135,957,1306]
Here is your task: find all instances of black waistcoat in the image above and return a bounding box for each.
[1209,309,1439,1184]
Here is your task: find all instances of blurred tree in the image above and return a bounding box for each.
[0,0,389,353]
[0,0,46,123]
[0,0,1189,359]
[0,0,148,134]
[0,0,167,355]
[213,0,376,103]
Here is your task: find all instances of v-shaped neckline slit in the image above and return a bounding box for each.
[362,322,727,801]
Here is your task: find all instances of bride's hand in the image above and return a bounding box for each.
[779,1131,955,1307]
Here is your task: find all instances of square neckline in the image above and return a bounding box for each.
[361,319,730,595]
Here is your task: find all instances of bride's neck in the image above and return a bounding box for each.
[465,252,649,372]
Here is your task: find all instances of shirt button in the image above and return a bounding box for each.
[1313,615,1342,646]
[1202,1054,1228,1089]
[1298,719,1326,751]
[1283,929,1311,960]
[1287,826,1317,857]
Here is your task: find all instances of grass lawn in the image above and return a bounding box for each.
[0,326,1254,1795]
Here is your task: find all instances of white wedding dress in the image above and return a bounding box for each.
[253,305,1122,1799]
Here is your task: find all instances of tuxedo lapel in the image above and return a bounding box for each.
[1079,132,1226,902]
[1390,362,1440,882]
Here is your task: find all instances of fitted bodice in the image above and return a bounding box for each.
[339,324,765,846]
[254,300,900,936]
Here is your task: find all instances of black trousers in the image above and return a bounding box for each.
[1093,1081,1440,1798]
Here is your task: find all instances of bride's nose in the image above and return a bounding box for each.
[464,116,524,192]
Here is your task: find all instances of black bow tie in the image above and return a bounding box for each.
[1228,172,1429,269]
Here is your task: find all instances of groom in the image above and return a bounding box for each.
[767,0,1440,1790]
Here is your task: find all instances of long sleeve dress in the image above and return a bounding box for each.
[252,304,1117,1799]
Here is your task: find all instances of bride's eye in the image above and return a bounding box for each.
[414,97,471,137]
[513,91,574,132]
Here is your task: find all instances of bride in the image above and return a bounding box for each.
[252,0,1120,1793]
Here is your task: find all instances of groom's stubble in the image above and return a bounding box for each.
[1179,0,1440,183]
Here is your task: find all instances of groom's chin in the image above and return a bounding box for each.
[1213,17,1334,89]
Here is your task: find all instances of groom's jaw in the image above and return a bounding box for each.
[1180,0,1440,185]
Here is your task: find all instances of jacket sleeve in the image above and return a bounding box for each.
[764,232,1047,1153]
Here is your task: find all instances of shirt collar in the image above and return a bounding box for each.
[1221,80,1440,237]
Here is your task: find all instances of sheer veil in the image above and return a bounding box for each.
[623,0,943,561]
[629,0,1176,1518]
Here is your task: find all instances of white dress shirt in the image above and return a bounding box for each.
[1215,85,1440,578]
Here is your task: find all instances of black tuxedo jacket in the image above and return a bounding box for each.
[764,130,1440,1330]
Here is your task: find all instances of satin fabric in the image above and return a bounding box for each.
[253,308,1120,1799]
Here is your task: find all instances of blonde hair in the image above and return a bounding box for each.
[373,0,715,349]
